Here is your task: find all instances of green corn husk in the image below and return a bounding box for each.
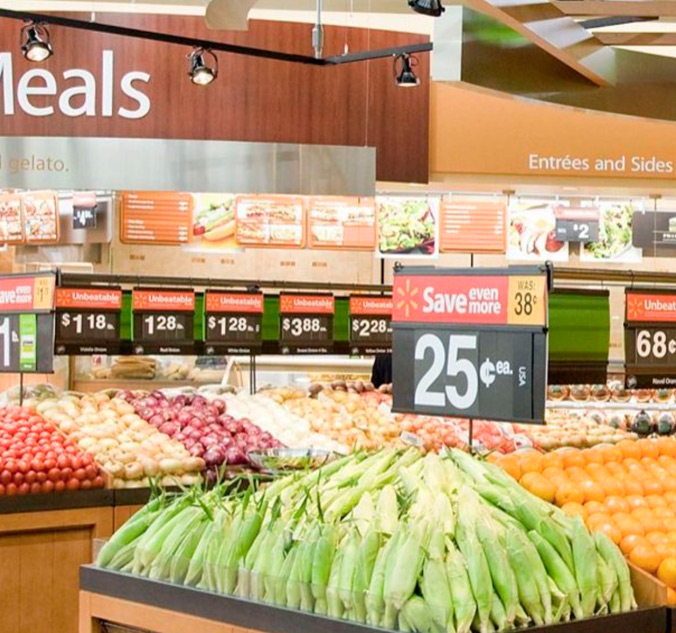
[399,596,434,633]
[505,526,544,626]
[327,544,346,619]
[445,542,476,633]
[311,524,337,614]
[107,541,137,571]
[169,517,209,585]
[376,485,399,536]
[262,526,288,604]
[338,529,361,612]
[185,515,219,588]
[594,532,637,612]
[420,557,454,633]
[490,592,508,632]
[148,507,204,581]
[528,530,583,620]
[366,531,399,626]
[352,528,381,623]
[571,517,598,617]
[596,552,617,608]
[455,498,492,633]
[97,505,161,568]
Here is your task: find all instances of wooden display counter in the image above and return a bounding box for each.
[79,566,670,633]
[0,491,114,633]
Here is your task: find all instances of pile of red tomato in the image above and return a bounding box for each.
[0,406,104,496]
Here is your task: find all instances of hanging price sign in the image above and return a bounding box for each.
[0,273,55,373]
[55,287,122,355]
[205,291,263,355]
[391,267,549,424]
[625,289,676,388]
[349,295,393,354]
[132,289,195,354]
[279,293,334,354]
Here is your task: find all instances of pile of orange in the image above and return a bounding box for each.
[495,437,676,595]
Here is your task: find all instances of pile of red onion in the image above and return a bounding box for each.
[119,391,282,476]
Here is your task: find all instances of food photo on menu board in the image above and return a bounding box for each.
[507,199,568,262]
[580,201,642,263]
[376,196,439,258]
[0,193,24,244]
[23,190,59,244]
[189,193,241,252]
[308,197,376,250]
[235,195,306,248]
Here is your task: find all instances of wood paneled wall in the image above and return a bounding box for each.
[0,15,429,183]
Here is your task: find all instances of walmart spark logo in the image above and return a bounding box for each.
[395,278,420,318]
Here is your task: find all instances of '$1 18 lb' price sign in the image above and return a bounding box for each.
[391,267,548,424]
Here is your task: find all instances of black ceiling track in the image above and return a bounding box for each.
[0,8,433,66]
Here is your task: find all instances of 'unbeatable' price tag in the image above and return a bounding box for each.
[625,289,676,388]
[132,289,195,355]
[349,295,392,354]
[205,291,263,355]
[392,267,548,424]
[279,293,334,354]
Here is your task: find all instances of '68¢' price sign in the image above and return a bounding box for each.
[391,267,549,424]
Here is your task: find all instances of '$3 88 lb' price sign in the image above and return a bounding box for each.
[391,267,548,424]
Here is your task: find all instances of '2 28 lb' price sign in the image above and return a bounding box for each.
[391,267,549,424]
[625,289,676,388]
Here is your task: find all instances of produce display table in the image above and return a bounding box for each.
[79,566,670,633]
[0,491,114,633]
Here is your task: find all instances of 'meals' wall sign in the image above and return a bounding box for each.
[0,50,150,119]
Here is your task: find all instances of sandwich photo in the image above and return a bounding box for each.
[236,221,268,243]
[193,199,235,241]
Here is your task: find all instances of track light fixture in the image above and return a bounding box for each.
[408,0,445,17]
[394,53,420,88]
[21,21,53,62]
[188,47,218,86]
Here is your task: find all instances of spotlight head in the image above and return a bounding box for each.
[188,48,218,86]
[394,53,420,88]
[408,0,445,17]
[21,22,53,63]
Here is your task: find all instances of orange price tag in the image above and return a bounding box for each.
[33,276,55,310]
[507,276,546,326]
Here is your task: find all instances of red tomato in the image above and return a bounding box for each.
[56,454,70,469]
[0,470,11,485]
[43,458,56,470]
[30,458,44,472]
[24,471,36,485]
[71,456,83,470]
[35,471,46,483]
[4,460,16,474]
[17,483,29,495]
[61,467,73,480]
[54,480,65,493]
[5,482,16,496]
[84,465,97,480]
[92,476,104,489]
[17,461,30,474]
[46,468,60,482]
[13,472,24,486]
[29,482,41,495]
[41,480,54,493]
[80,479,92,490]
[74,468,86,481]
[0,483,5,496]
[65,478,80,491]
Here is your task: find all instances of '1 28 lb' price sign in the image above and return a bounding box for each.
[205,291,263,355]
[625,289,676,388]
[279,293,334,354]
[391,267,549,424]
[132,289,195,354]
[349,295,392,354]
[55,287,122,355]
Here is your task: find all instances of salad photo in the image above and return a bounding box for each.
[580,201,642,263]
[376,196,438,257]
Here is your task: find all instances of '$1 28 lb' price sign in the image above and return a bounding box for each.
[391,267,549,424]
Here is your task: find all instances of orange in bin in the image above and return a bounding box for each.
[497,437,676,588]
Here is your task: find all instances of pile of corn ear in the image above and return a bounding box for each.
[97,448,636,633]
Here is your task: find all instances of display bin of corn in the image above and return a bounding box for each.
[96,449,641,633]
